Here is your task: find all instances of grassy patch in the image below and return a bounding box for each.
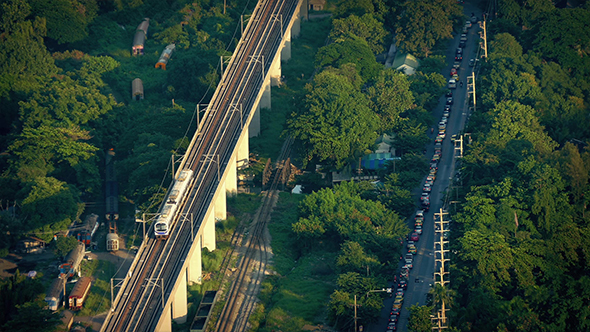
[78,259,117,315]
[227,193,262,216]
[250,192,337,332]
[250,18,332,159]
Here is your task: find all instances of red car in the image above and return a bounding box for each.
[410,233,419,241]
[450,68,457,77]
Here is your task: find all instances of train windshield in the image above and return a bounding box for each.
[155,223,167,232]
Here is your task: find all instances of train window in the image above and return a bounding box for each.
[155,223,167,231]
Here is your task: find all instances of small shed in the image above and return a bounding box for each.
[155,44,176,70]
[309,0,326,11]
[132,78,144,101]
[16,237,46,254]
[392,53,420,75]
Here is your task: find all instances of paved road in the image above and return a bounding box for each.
[369,1,482,331]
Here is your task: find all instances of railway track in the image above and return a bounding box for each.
[216,136,293,332]
[101,0,300,331]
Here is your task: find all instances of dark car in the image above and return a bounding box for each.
[398,279,408,290]
[446,89,453,97]
[455,54,463,61]
[446,97,453,105]
[444,105,451,112]
[459,40,466,48]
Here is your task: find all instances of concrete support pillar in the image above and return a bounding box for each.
[202,209,216,251]
[237,129,249,169]
[301,0,308,21]
[270,55,282,87]
[155,303,172,332]
[172,270,188,324]
[249,106,260,137]
[187,236,202,285]
[226,154,237,196]
[214,183,226,220]
[281,28,292,62]
[260,76,271,110]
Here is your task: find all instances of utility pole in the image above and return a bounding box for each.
[433,208,450,331]
[467,72,476,113]
[354,295,358,332]
[454,135,463,159]
[479,16,488,59]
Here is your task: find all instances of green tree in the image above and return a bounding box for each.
[408,304,432,332]
[315,39,382,83]
[485,101,558,156]
[532,7,590,78]
[20,177,79,242]
[287,70,379,169]
[29,0,98,44]
[366,69,414,133]
[336,241,381,275]
[0,271,44,326]
[1,299,61,332]
[428,284,455,311]
[54,236,79,258]
[8,125,99,181]
[0,0,58,98]
[394,0,462,57]
[329,14,388,54]
[459,229,514,293]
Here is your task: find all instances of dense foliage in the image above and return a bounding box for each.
[292,181,409,330]
[0,0,252,324]
[0,0,252,244]
[448,1,590,331]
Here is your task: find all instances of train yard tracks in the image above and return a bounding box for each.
[215,137,293,332]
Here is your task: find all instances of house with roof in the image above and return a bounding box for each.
[392,53,420,75]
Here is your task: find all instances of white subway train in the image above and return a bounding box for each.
[154,169,193,240]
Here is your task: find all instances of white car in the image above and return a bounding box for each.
[415,225,423,234]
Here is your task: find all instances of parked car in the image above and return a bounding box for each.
[465,20,472,28]
[398,279,407,290]
[469,58,475,67]
[450,68,457,77]
[406,240,415,248]
[444,104,452,112]
[415,225,423,235]
[423,183,432,192]
[453,61,461,69]
[410,233,419,241]
[443,110,450,117]
[446,97,453,105]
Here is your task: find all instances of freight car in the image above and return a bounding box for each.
[59,242,85,278]
[68,277,92,310]
[154,169,193,239]
[45,276,66,311]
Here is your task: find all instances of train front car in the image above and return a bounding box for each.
[154,169,193,240]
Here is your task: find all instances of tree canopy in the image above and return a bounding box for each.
[394,0,462,57]
[287,70,379,169]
